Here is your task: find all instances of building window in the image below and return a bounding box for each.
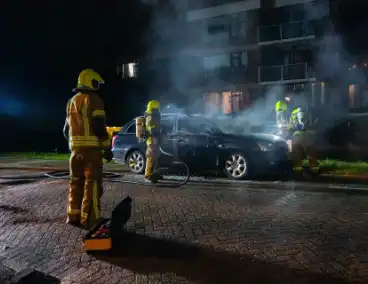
[230,52,247,69]
[349,85,368,109]
[204,16,229,42]
[348,85,355,108]
[230,12,247,38]
[284,4,306,22]
[117,62,138,78]
[203,53,230,69]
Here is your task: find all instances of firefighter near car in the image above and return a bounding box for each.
[63,69,113,228]
[275,95,291,138]
[288,106,319,174]
[134,100,162,183]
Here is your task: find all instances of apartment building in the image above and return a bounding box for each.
[183,0,334,115]
[117,0,335,115]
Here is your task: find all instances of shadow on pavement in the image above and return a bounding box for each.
[0,180,38,186]
[0,205,28,213]
[0,263,59,284]
[16,270,60,284]
[92,232,356,284]
[11,215,65,225]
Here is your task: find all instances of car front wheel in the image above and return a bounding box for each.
[223,152,249,180]
[126,150,145,174]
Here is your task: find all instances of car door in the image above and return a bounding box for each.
[173,117,218,170]
[159,116,177,165]
[112,121,146,162]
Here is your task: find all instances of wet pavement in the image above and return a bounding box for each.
[0,171,367,283]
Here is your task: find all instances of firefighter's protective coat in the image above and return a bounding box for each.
[275,100,288,126]
[66,92,111,150]
[144,100,161,180]
[65,69,110,227]
[288,107,318,172]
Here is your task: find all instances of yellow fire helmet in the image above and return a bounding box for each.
[146,100,160,113]
[77,69,105,90]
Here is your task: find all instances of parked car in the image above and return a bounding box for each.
[112,113,291,180]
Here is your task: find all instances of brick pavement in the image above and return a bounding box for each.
[0,176,367,283]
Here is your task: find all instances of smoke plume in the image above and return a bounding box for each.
[141,0,237,110]
[141,0,365,141]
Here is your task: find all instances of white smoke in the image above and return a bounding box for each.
[140,0,365,137]
[140,0,238,107]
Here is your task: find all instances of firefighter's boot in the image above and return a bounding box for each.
[145,176,158,184]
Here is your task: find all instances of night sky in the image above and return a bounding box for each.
[1,1,150,132]
[0,0,367,152]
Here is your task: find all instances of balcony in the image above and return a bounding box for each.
[257,21,315,44]
[258,63,315,83]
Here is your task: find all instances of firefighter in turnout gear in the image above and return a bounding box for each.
[144,100,162,183]
[275,96,291,138]
[288,106,319,174]
[64,69,113,228]
[275,96,291,127]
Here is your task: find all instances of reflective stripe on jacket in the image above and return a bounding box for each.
[144,110,161,145]
[288,107,316,136]
[275,100,287,112]
[66,92,111,150]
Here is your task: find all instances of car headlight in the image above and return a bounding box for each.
[257,141,274,151]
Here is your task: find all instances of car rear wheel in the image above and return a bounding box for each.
[223,152,249,180]
[126,150,145,174]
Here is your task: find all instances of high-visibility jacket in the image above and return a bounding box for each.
[275,100,288,126]
[144,109,161,145]
[288,107,315,135]
[275,100,288,113]
[66,92,111,150]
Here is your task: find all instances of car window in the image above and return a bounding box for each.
[177,118,210,133]
[125,123,136,134]
[161,117,175,134]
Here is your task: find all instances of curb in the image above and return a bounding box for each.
[121,174,368,194]
[0,166,128,173]
[321,173,368,181]
[237,180,368,194]
[185,179,368,194]
[1,167,368,194]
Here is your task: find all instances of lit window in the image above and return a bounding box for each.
[121,62,138,78]
[348,84,355,108]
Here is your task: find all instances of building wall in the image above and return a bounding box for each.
[187,0,261,21]
[138,0,334,115]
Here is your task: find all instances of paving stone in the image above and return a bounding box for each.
[0,177,368,282]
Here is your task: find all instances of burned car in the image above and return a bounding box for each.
[112,114,291,180]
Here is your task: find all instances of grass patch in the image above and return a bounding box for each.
[304,159,368,174]
[0,152,117,164]
[0,152,69,160]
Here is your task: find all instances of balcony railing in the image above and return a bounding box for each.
[258,63,315,83]
[257,21,314,43]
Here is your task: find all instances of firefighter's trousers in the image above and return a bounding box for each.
[291,131,318,172]
[145,141,160,179]
[67,149,103,227]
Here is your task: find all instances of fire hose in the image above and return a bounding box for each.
[0,146,190,188]
[46,146,190,188]
[0,119,191,187]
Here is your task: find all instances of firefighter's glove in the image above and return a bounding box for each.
[103,150,114,162]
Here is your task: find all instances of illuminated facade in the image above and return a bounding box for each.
[185,0,333,115]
